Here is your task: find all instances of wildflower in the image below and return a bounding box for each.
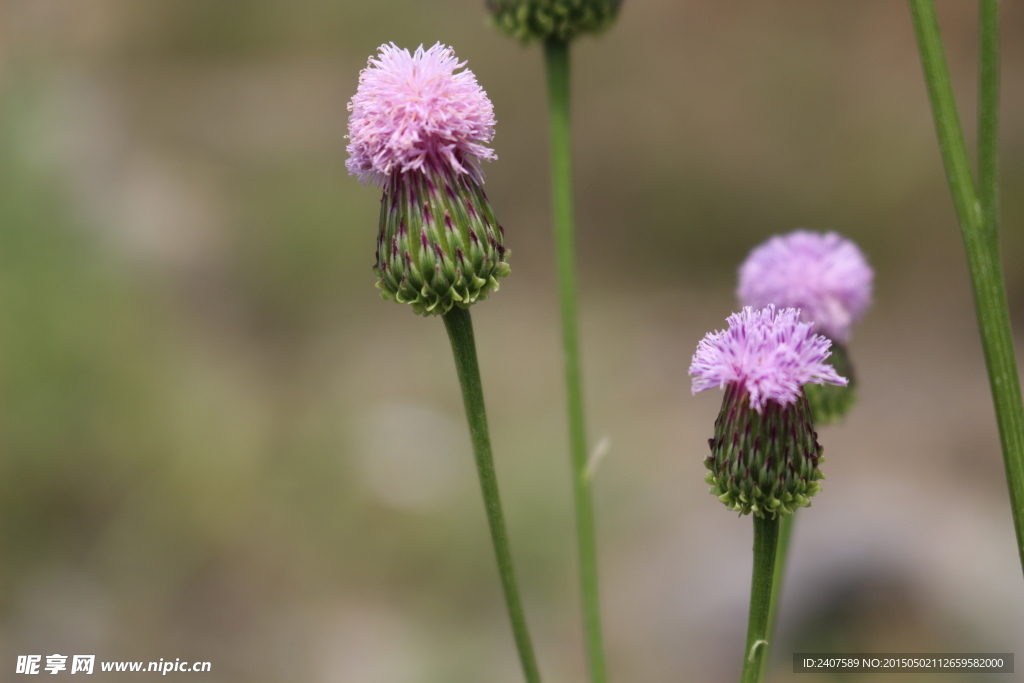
[689,306,847,517]
[486,0,622,42]
[347,43,509,315]
[737,230,872,422]
[738,231,871,344]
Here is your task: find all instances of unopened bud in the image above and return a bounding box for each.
[486,0,621,43]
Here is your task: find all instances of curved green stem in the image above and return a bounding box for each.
[543,37,608,683]
[443,306,542,683]
[910,0,1024,577]
[741,515,780,683]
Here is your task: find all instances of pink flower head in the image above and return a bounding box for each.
[689,306,848,413]
[737,230,873,344]
[346,43,497,186]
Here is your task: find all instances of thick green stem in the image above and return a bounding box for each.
[978,0,999,246]
[909,1,979,230]
[759,512,795,679]
[542,37,608,683]
[910,0,1024,576]
[741,515,780,683]
[442,307,542,683]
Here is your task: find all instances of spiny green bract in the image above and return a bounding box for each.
[487,0,621,43]
[705,384,824,519]
[375,170,510,316]
[805,342,856,425]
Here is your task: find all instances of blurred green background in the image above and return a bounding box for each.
[2,1,1023,681]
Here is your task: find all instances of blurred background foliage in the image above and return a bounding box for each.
[1,1,1023,681]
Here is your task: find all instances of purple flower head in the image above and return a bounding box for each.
[689,305,847,413]
[346,43,497,186]
[737,230,873,344]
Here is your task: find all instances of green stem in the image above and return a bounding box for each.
[910,0,1024,576]
[442,306,542,683]
[978,0,999,246]
[759,512,795,679]
[542,37,608,683]
[741,515,780,683]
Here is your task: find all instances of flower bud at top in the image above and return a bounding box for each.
[737,230,873,422]
[486,0,621,43]
[690,306,847,518]
[347,43,510,316]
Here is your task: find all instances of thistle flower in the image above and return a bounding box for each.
[347,43,509,316]
[737,230,872,422]
[737,230,872,345]
[486,0,622,43]
[690,306,847,518]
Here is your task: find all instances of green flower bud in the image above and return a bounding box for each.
[375,170,510,316]
[486,0,622,43]
[705,383,824,519]
[805,342,856,425]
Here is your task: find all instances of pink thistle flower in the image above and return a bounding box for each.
[348,43,509,315]
[346,42,497,186]
[737,231,873,344]
[689,305,847,413]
